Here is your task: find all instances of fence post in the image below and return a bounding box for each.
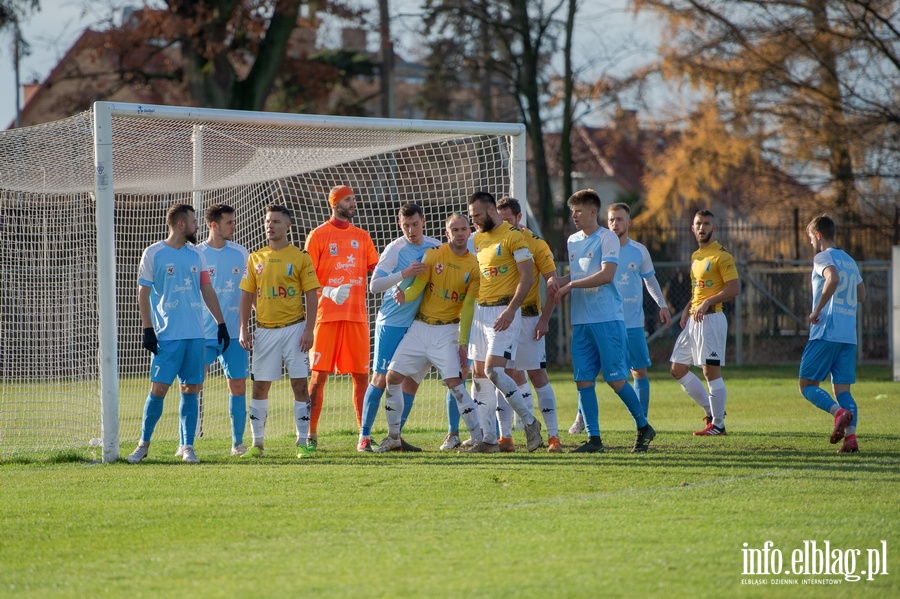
[735,275,744,366]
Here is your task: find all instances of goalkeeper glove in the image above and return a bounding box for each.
[322,283,352,306]
[217,323,230,353]
[142,327,158,355]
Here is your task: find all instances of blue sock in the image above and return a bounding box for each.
[577,385,600,437]
[230,394,247,446]
[836,391,858,427]
[141,393,165,443]
[634,377,650,417]
[361,384,385,437]
[180,392,199,446]
[802,385,837,413]
[400,392,415,432]
[616,383,648,428]
[446,389,460,433]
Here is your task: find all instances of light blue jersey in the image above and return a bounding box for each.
[374,235,441,326]
[810,248,861,344]
[567,226,622,325]
[198,240,249,340]
[616,239,656,329]
[138,241,209,340]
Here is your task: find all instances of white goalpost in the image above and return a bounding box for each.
[0,101,527,462]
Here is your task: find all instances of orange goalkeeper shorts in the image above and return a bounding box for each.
[310,320,370,374]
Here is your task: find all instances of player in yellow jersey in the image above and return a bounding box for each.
[669,210,740,436]
[495,197,562,452]
[239,205,321,458]
[466,191,543,453]
[373,213,485,451]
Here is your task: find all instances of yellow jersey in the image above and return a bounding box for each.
[519,227,556,316]
[240,245,320,327]
[410,244,480,326]
[472,223,532,306]
[689,241,738,314]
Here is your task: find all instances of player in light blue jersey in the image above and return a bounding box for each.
[798,215,866,453]
[358,203,440,452]
[127,203,230,464]
[186,204,250,457]
[548,189,656,453]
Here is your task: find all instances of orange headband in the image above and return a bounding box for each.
[328,185,355,207]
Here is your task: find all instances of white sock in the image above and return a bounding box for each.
[678,372,710,415]
[519,383,535,419]
[473,377,497,444]
[450,384,482,442]
[534,383,558,437]
[249,399,268,445]
[496,389,513,438]
[294,400,310,445]
[708,378,727,427]
[384,382,403,438]
[489,368,534,424]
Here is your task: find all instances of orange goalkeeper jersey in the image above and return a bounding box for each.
[305,219,378,323]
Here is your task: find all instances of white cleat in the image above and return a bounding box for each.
[231,444,248,457]
[373,436,403,453]
[174,445,184,457]
[126,442,149,463]
[568,414,585,435]
[440,433,461,451]
[181,445,200,463]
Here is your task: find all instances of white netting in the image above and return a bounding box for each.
[0,106,518,457]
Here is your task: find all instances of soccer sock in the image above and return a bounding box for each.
[360,384,385,437]
[519,383,535,419]
[496,389,513,438]
[802,385,837,413]
[836,391,858,433]
[615,383,648,429]
[229,394,247,447]
[707,378,727,428]
[446,389,461,433]
[248,399,269,445]
[140,393,165,443]
[449,384,482,442]
[180,392,199,446]
[473,377,498,444]
[400,392,416,432]
[634,377,650,417]
[308,371,327,436]
[678,372,711,415]
[351,372,368,428]
[577,385,600,438]
[488,368,534,425]
[294,400,311,445]
[534,383,558,437]
[384,383,403,438]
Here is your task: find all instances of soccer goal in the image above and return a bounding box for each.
[0,101,526,462]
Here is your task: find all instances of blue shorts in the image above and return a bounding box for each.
[372,322,409,375]
[205,339,249,379]
[799,339,857,385]
[150,338,206,385]
[571,321,629,383]
[626,327,651,371]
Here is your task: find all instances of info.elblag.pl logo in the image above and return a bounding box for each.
[741,540,889,585]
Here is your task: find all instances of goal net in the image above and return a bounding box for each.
[0,102,526,461]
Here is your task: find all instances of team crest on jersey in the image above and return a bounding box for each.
[329,243,338,256]
[190,265,198,274]
[208,267,216,277]
[351,240,359,249]
[232,267,241,276]
[256,263,264,275]
[435,263,444,274]
[166,265,175,277]
[628,262,637,270]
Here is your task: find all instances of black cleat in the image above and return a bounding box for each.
[570,436,605,453]
[632,423,656,453]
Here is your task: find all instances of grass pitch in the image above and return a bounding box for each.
[1,365,897,597]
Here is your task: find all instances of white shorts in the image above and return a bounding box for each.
[669,312,728,367]
[508,314,546,371]
[468,303,520,363]
[389,321,461,381]
[251,321,311,381]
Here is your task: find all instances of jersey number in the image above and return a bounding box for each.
[833,272,859,307]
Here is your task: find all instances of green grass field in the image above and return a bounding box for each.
[1,365,897,597]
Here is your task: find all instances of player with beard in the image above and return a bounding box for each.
[127,203,230,464]
[669,209,740,436]
[305,186,379,448]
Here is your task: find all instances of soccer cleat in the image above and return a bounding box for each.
[830,409,853,444]
[632,424,656,453]
[694,423,726,436]
[547,436,563,453]
[570,437,605,453]
[357,437,374,453]
[126,442,149,463]
[399,438,422,452]
[837,434,858,453]
[181,445,200,463]
[307,435,318,450]
[174,445,184,457]
[231,444,248,457]
[460,437,477,448]
[440,433,461,451]
[524,418,543,452]
[374,436,403,453]
[498,437,516,452]
[242,445,264,458]
[297,444,315,459]
[461,441,500,454]
[692,416,714,435]
[568,413,585,435]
